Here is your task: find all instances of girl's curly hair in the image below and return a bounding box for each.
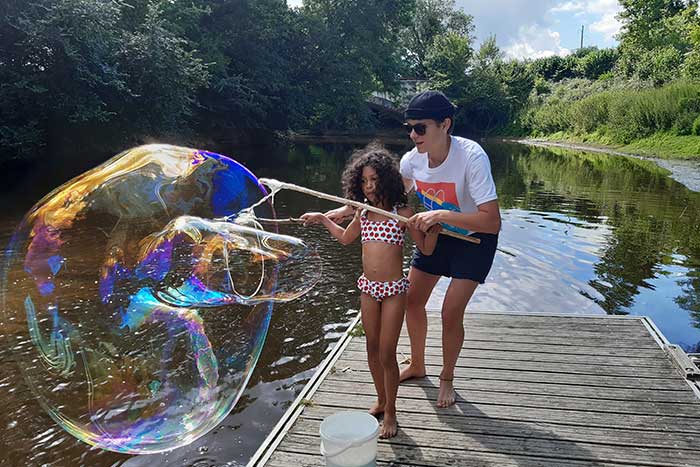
[341,143,407,209]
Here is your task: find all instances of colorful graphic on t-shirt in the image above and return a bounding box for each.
[415,181,471,236]
[415,181,459,211]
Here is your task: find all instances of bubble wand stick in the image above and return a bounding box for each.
[258,178,480,245]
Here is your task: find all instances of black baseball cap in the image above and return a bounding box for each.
[404,91,456,120]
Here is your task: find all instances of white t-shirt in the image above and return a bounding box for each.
[399,136,497,236]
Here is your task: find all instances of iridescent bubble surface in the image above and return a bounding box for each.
[0,144,321,454]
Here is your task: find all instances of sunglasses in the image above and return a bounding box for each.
[403,122,427,135]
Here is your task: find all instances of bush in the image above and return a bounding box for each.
[693,115,700,136]
[571,93,610,134]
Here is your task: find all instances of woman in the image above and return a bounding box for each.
[329,91,501,408]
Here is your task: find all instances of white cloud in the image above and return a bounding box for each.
[586,0,622,40]
[457,0,620,58]
[505,25,571,59]
[550,1,585,13]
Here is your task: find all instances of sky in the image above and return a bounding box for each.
[286,0,622,59]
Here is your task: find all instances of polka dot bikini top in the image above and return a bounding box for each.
[360,208,405,247]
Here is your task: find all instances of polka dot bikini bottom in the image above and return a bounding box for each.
[357,274,410,302]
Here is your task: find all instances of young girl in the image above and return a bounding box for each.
[301,145,440,439]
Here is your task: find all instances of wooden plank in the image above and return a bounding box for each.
[310,391,700,433]
[462,313,644,326]
[366,342,676,368]
[414,332,661,348]
[301,404,700,450]
[319,379,700,418]
[339,349,678,378]
[290,416,700,466]
[399,339,667,358]
[275,432,664,467]
[331,362,691,390]
[460,322,652,335]
[264,451,398,467]
[332,372,700,403]
[426,326,658,347]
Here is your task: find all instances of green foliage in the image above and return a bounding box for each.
[521,79,700,146]
[617,0,699,84]
[577,48,619,80]
[400,0,473,78]
[529,55,576,82]
[0,0,416,161]
[0,0,208,161]
[693,115,700,136]
[425,33,473,90]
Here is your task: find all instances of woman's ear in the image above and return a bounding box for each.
[441,118,452,133]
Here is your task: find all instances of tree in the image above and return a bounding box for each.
[400,0,474,78]
[0,0,208,161]
[292,0,414,130]
[616,0,699,84]
[577,48,619,80]
[529,55,578,82]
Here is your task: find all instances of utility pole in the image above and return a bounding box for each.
[580,25,584,49]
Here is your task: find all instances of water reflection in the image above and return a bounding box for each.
[486,143,700,352]
[1,139,700,466]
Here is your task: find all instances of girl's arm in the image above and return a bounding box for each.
[399,207,440,255]
[324,205,355,223]
[301,211,361,245]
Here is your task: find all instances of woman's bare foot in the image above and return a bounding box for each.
[437,376,456,408]
[379,411,398,439]
[368,400,385,418]
[399,363,426,382]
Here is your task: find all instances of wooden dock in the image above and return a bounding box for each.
[249,313,700,467]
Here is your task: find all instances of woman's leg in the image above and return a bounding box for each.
[438,278,478,408]
[360,292,384,415]
[399,267,440,382]
[377,292,406,438]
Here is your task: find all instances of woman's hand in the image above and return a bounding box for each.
[300,212,327,226]
[408,210,445,232]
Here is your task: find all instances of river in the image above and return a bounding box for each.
[1,139,699,466]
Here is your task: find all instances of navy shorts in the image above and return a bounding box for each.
[411,232,498,284]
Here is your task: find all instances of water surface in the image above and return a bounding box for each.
[1,140,699,466]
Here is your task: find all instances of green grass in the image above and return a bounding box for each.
[621,134,700,160]
[532,131,700,160]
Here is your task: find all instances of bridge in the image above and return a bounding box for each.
[367,79,426,122]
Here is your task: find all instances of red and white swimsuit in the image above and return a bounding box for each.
[357,208,409,302]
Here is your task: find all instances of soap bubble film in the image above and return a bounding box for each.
[0,144,321,454]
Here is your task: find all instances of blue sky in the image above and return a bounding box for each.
[286,0,622,59]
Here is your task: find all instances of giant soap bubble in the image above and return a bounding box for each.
[0,144,321,454]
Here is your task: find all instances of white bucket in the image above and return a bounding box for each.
[319,411,379,467]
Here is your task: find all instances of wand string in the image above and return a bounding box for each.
[257,178,481,245]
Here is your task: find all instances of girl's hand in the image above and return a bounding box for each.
[300,212,326,226]
[408,210,445,232]
[427,223,442,235]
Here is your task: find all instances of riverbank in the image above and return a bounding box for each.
[517,137,700,192]
[521,132,700,160]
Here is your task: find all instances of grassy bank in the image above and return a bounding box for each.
[530,132,700,160]
[520,80,700,160]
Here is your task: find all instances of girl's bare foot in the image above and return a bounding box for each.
[399,363,426,382]
[437,376,456,408]
[379,412,398,439]
[368,400,385,418]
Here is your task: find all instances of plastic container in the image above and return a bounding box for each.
[319,411,379,467]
